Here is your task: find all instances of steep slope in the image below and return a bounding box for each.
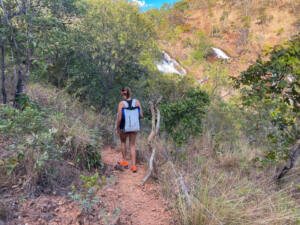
[155,0,299,79]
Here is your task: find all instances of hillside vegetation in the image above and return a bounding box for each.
[0,0,300,224]
[147,0,299,77]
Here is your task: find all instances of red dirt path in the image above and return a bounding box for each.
[100,146,174,225]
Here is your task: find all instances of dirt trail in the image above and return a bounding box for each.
[100,147,173,225]
[4,147,174,225]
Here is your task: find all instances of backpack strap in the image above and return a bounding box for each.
[122,99,139,110]
[132,99,137,107]
[122,101,129,108]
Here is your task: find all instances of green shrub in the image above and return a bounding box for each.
[0,106,45,136]
[181,23,192,33]
[69,173,107,222]
[183,37,193,48]
[174,0,189,12]
[192,30,212,62]
[161,87,210,146]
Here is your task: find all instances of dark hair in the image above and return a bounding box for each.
[122,87,131,99]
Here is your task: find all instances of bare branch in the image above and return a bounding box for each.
[141,148,156,185]
[169,161,223,225]
[277,142,300,179]
[179,173,191,205]
[154,96,162,136]
[155,107,160,136]
[147,101,155,145]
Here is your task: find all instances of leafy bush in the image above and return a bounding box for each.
[0,106,44,136]
[174,0,189,12]
[234,34,300,164]
[0,92,104,193]
[181,23,192,33]
[161,87,210,146]
[192,30,212,62]
[69,173,106,221]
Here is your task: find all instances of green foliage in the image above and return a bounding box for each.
[183,37,193,48]
[80,172,106,189]
[174,26,185,39]
[0,92,103,182]
[262,43,274,55]
[234,34,300,163]
[25,128,65,169]
[192,30,212,62]
[161,88,210,146]
[257,7,267,24]
[64,0,158,110]
[0,105,44,136]
[174,0,189,12]
[84,145,103,171]
[69,186,99,214]
[202,62,231,96]
[69,173,106,216]
[13,94,41,111]
[0,0,82,100]
[241,16,251,28]
[277,28,284,36]
[140,73,197,116]
[203,99,244,154]
[3,151,24,175]
[181,24,192,33]
[100,206,122,225]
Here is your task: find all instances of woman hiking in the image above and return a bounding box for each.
[116,87,143,173]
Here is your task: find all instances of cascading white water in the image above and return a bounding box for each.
[156,47,229,77]
[211,47,230,60]
[156,51,186,75]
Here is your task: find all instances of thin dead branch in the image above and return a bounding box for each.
[155,97,162,136]
[168,161,223,225]
[147,101,156,146]
[142,97,162,185]
[142,148,156,185]
[169,161,191,206]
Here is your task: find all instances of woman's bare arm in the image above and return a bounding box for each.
[136,100,143,118]
[116,102,123,133]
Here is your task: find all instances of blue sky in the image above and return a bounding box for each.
[131,0,179,11]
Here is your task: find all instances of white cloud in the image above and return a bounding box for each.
[130,0,146,7]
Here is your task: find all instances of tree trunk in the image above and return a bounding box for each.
[100,84,110,112]
[13,65,26,107]
[277,143,300,179]
[1,45,7,104]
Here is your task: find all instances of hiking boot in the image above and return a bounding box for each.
[120,160,129,168]
[130,166,137,173]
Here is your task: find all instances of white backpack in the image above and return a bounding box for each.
[122,99,140,132]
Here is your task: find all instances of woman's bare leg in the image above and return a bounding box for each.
[129,132,137,167]
[120,132,127,161]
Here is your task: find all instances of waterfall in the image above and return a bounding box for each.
[211,47,230,60]
[156,51,187,75]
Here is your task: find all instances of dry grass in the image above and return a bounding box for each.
[20,83,300,224]
[27,82,115,147]
[0,82,112,195]
[158,134,300,225]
